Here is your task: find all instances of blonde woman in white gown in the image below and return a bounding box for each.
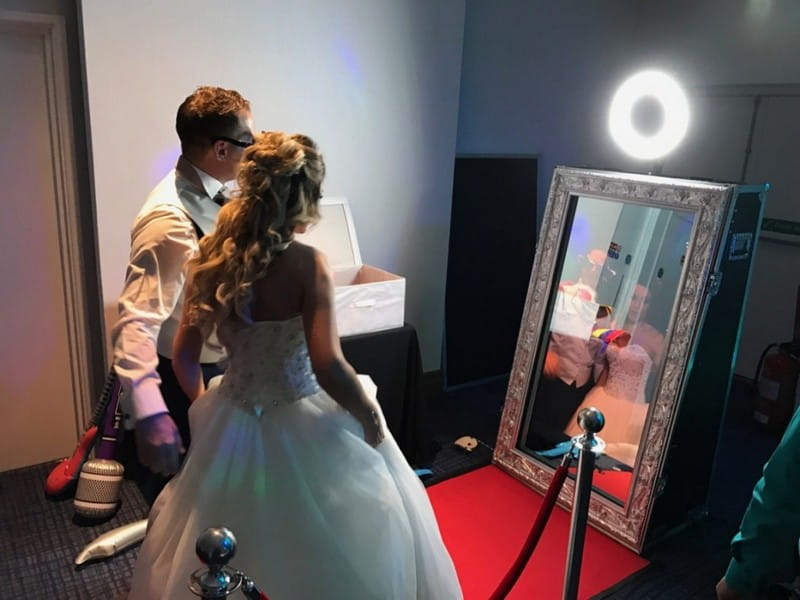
[127,132,462,599]
[565,334,652,465]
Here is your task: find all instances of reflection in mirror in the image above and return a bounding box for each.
[518,194,695,504]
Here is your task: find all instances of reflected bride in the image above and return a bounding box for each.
[565,337,652,466]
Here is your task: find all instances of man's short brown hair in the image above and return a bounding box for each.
[175,86,251,155]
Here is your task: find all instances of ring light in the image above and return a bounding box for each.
[608,70,690,160]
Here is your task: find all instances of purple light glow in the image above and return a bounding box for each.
[333,36,366,111]
[568,213,591,256]
[149,145,181,186]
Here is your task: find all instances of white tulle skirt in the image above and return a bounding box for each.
[127,381,462,600]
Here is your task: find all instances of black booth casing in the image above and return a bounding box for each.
[645,186,766,549]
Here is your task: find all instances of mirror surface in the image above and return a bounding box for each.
[517,194,695,504]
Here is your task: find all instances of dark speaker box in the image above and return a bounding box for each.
[444,156,538,388]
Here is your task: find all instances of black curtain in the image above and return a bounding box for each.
[444,156,538,388]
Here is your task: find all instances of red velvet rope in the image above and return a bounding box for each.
[488,462,571,600]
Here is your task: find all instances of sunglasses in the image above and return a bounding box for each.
[211,136,253,149]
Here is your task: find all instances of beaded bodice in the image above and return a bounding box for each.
[603,343,652,404]
[215,316,321,414]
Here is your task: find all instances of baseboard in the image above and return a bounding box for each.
[443,372,509,393]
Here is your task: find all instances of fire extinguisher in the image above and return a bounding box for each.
[752,343,800,434]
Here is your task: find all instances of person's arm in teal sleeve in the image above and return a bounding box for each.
[718,408,800,599]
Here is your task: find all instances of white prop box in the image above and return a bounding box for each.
[294,197,406,337]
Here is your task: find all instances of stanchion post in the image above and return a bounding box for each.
[562,407,605,600]
[189,527,268,599]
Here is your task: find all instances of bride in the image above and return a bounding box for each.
[127,131,462,599]
[564,331,652,465]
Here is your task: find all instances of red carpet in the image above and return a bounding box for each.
[428,465,649,599]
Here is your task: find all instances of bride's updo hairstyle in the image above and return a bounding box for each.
[185,131,325,336]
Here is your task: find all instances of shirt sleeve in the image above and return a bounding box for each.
[724,407,800,597]
[111,207,198,425]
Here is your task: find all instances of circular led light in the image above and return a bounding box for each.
[608,70,690,160]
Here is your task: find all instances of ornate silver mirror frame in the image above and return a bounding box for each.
[493,166,732,552]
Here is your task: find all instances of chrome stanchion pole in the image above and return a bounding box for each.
[562,407,605,600]
[189,527,268,600]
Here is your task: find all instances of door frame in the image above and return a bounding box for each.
[1,9,93,438]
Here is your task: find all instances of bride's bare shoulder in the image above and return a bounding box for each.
[288,241,331,270]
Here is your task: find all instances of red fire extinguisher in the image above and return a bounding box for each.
[753,344,800,435]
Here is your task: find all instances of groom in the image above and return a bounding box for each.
[112,86,255,503]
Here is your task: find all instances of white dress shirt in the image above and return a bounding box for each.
[112,157,228,428]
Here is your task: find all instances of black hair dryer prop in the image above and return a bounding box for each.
[188,527,269,600]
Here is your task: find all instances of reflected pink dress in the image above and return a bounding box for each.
[565,343,652,465]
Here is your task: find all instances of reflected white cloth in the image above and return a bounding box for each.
[128,316,462,600]
[550,289,599,339]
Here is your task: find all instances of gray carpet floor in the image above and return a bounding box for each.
[1,460,148,599]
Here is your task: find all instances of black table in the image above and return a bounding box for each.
[341,323,428,466]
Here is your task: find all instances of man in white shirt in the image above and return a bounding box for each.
[112,86,254,502]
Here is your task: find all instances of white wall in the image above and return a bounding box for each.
[456,0,800,377]
[81,0,465,371]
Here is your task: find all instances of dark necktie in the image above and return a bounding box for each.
[212,186,227,207]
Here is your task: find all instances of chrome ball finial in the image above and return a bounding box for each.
[196,527,237,567]
[190,528,241,598]
[577,407,605,435]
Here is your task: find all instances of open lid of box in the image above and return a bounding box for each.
[293,197,362,269]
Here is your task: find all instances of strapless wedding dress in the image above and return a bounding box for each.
[128,316,462,599]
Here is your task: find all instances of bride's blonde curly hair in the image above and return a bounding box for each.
[184,131,325,337]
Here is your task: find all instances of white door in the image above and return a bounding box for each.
[0,12,90,471]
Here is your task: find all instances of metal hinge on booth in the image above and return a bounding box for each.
[706,272,723,297]
[654,475,667,497]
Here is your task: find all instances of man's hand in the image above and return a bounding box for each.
[543,350,559,378]
[716,578,747,600]
[135,413,184,476]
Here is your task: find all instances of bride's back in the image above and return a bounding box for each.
[248,241,316,322]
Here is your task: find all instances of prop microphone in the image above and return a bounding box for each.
[73,374,125,519]
[73,458,125,519]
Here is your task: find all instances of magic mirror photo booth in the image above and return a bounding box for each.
[427,166,767,599]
